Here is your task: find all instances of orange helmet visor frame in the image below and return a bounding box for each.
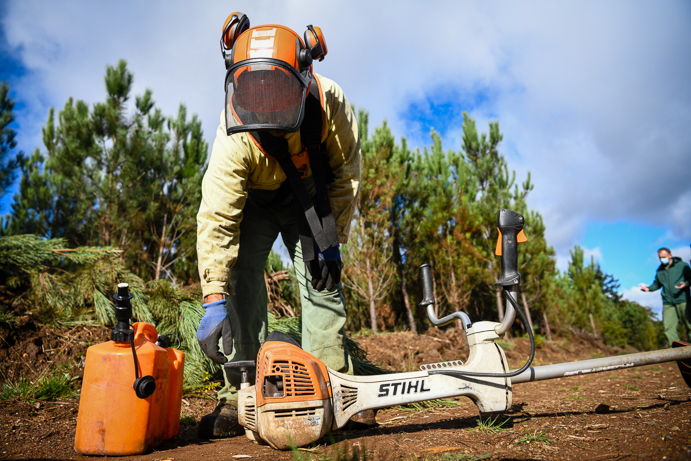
[224,57,312,135]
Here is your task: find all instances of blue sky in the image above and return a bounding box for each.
[1,1,690,319]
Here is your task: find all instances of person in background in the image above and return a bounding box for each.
[641,247,691,346]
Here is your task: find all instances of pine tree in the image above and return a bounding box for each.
[342,113,397,331]
[6,60,207,282]
[406,130,486,327]
[387,135,418,333]
[460,113,533,327]
[0,82,21,200]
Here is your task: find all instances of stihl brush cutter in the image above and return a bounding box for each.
[226,209,691,450]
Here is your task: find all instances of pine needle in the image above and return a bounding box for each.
[179,300,220,388]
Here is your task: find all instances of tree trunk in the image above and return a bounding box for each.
[155,213,168,280]
[494,276,509,339]
[445,236,464,331]
[367,258,378,332]
[520,289,534,331]
[542,311,553,341]
[431,263,439,320]
[589,312,599,339]
[361,218,378,332]
[393,239,416,334]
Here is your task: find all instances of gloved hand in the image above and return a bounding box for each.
[307,244,342,291]
[196,299,233,364]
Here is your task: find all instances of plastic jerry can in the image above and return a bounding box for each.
[74,321,185,455]
[164,346,185,440]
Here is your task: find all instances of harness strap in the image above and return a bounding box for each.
[250,77,340,261]
[254,132,331,254]
[302,85,339,252]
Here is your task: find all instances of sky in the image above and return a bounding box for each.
[1,1,690,319]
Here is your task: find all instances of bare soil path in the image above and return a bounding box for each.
[1,325,690,460]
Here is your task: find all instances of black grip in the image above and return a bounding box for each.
[223,360,257,370]
[495,209,524,287]
[419,264,435,307]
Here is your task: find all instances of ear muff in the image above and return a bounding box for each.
[220,12,250,69]
[297,37,313,72]
[304,25,327,62]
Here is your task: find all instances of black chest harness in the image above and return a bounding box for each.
[249,78,339,263]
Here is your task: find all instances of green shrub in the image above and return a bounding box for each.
[1,370,78,401]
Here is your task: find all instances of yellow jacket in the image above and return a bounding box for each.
[197,74,361,297]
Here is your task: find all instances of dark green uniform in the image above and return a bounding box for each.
[647,257,691,346]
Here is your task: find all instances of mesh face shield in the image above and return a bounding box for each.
[225,58,311,135]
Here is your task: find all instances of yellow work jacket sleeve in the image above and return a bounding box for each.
[197,74,361,297]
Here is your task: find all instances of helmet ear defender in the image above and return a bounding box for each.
[221,12,250,69]
[297,25,327,72]
[304,25,327,62]
[297,37,313,72]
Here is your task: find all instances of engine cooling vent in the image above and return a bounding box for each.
[339,384,358,410]
[270,360,316,397]
[244,401,257,431]
[273,407,318,419]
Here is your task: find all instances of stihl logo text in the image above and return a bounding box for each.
[377,380,430,397]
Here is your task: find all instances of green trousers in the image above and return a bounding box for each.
[217,193,352,404]
[662,302,691,346]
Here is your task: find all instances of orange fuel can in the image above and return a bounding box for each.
[74,321,185,456]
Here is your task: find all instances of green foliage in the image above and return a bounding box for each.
[533,334,544,349]
[601,300,658,350]
[342,114,397,331]
[395,398,465,412]
[5,61,207,284]
[179,415,196,426]
[554,244,661,349]
[515,430,552,445]
[1,369,78,401]
[343,110,555,337]
[291,441,371,461]
[437,454,491,461]
[178,299,218,389]
[473,414,509,433]
[0,234,152,324]
[0,81,21,200]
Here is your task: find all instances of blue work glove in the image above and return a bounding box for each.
[307,244,342,291]
[196,299,233,364]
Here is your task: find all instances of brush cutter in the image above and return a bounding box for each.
[227,208,691,450]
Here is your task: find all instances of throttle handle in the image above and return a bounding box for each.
[495,209,526,287]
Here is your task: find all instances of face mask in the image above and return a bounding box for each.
[660,257,670,265]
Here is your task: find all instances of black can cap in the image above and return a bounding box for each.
[133,375,156,399]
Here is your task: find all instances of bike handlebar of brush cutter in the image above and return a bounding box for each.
[419,264,472,331]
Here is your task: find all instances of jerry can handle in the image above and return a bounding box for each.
[132,322,158,343]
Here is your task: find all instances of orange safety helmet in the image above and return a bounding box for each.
[220,12,328,135]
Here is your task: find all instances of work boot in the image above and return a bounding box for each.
[198,403,244,439]
[346,409,378,430]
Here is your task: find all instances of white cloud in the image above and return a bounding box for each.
[670,245,691,263]
[1,0,690,267]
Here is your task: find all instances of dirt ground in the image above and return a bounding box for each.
[1,322,690,461]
